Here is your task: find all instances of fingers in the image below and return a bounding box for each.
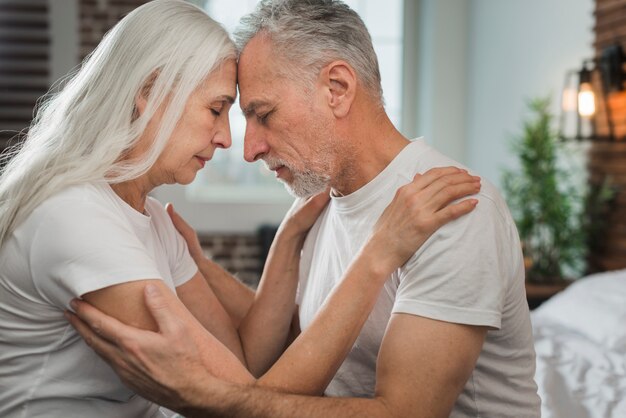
[167,203,194,239]
[143,284,189,335]
[410,166,466,190]
[310,187,331,206]
[283,188,331,235]
[412,168,476,190]
[166,203,203,259]
[425,178,481,212]
[65,308,126,362]
[433,198,479,226]
[69,298,132,343]
[404,167,480,212]
[301,188,331,216]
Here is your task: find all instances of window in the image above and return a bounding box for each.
[186,0,405,204]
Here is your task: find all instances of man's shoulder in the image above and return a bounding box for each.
[405,141,511,223]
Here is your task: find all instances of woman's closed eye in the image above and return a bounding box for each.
[209,100,231,117]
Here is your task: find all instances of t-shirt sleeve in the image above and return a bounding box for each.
[145,198,197,288]
[29,200,163,309]
[392,195,514,329]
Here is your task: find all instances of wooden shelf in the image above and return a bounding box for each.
[525,281,570,310]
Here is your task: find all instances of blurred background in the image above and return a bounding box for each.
[3,0,625,288]
[3,3,626,415]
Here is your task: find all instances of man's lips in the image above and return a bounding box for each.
[270,164,286,177]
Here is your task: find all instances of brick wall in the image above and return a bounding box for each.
[199,234,264,287]
[594,0,626,139]
[79,0,148,60]
[588,0,626,271]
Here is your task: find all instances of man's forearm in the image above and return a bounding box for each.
[237,226,304,376]
[197,225,304,376]
[255,240,394,396]
[179,381,391,418]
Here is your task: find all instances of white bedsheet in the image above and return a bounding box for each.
[531,270,626,418]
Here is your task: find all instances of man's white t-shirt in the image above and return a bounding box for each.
[297,139,541,417]
[0,182,197,417]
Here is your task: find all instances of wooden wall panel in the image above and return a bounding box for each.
[0,0,49,156]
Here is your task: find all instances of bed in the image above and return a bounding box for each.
[531,269,626,418]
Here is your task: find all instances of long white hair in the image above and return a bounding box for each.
[0,0,236,246]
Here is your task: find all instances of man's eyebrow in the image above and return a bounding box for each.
[241,100,269,117]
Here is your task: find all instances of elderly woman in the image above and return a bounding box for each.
[0,1,479,416]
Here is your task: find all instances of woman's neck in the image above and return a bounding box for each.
[110,178,153,214]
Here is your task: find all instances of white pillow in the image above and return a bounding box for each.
[532,269,626,352]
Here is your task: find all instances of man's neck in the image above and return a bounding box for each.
[331,110,410,196]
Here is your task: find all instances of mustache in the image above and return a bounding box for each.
[262,156,290,171]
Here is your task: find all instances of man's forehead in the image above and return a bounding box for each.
[237,38,281,109]
[237,72,274,110]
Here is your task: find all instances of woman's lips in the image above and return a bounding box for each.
[195,156,208,168]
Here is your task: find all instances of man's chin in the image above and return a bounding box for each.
[280,178,328,198]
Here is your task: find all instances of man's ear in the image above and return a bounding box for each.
[320,61,357,118]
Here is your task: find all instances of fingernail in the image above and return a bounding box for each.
[145,284,158,297]
[70,299,78,310]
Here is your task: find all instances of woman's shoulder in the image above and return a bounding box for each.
[28,182,122,228]
[40,181,111,206]
[144,196,176,232]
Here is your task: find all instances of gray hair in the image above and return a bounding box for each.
[0,0,236,246]
[234,0,383,102]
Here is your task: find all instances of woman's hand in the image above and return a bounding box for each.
[278,189,331,240]
[365,167,481,277]
[166,203,204,262]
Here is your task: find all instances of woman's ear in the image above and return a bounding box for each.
[321,61,357,118]
[134,72,158,119]
[133,94,147,120]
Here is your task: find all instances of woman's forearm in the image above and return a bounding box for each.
[192,228,303,376]
[197,258,255,328]
[237,225,305,376]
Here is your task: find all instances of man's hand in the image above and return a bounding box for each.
[66,284,252,411]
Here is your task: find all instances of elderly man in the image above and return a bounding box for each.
[69,0,540,416]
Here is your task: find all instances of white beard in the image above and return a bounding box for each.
[264,156,330,198]
[283,167,330,197]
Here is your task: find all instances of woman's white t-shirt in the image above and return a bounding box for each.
[0,182,197,417]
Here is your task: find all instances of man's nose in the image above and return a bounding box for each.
[243,124,269,162]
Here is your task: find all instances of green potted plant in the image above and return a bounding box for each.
[502,97,586,283]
